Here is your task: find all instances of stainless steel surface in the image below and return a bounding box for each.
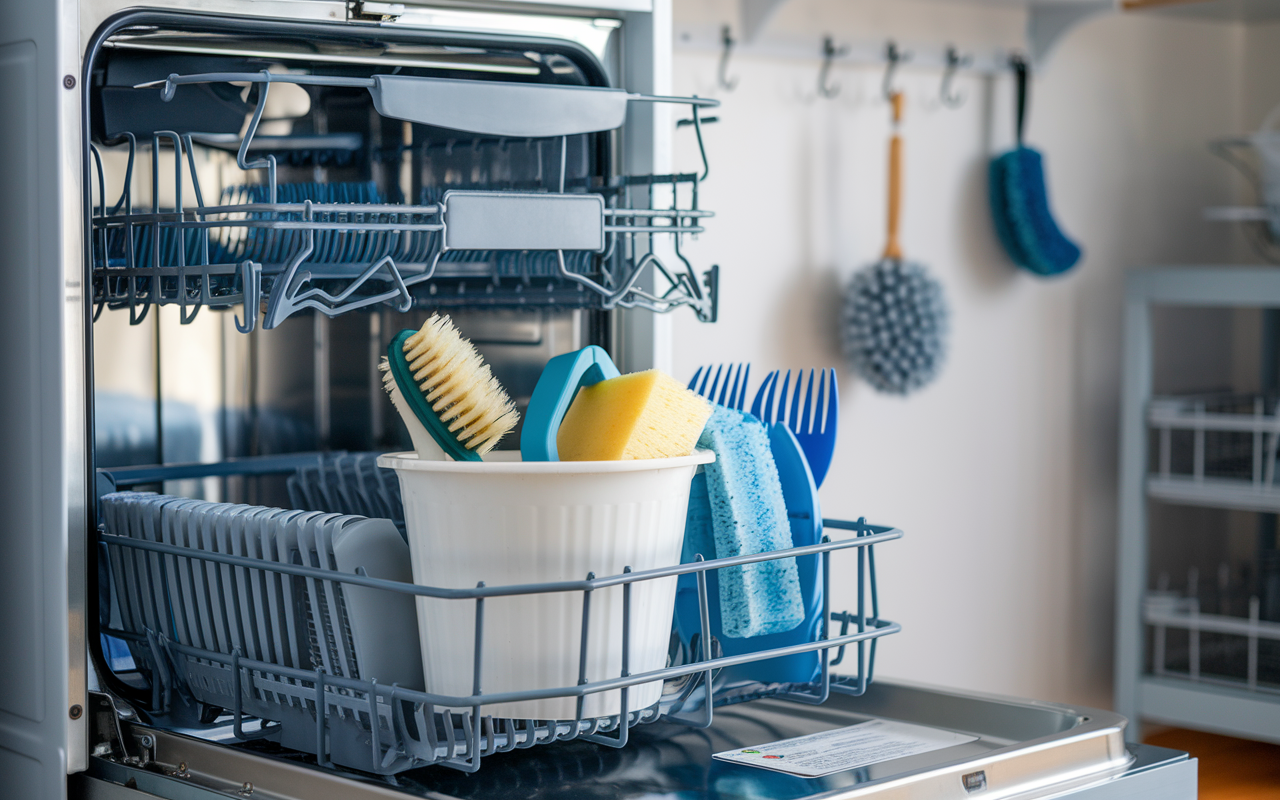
[79,681,1139,800]
[81,2,624,67]
[65,0,91,772]
[0,0,86,791]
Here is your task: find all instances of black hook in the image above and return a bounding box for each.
[882,40,912,101]
[717,25,738,92]
[940,45,971,109]
[818,36,848,99]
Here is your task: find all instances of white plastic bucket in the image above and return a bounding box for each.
[377,449,714,721]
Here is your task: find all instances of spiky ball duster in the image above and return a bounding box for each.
[841,259,950,395]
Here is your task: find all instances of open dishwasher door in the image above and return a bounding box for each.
[80,680,1197,800]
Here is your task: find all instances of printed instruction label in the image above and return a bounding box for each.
[713,719,979,778]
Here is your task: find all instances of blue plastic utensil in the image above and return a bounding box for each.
[687,363,750,412]
[751,369,839,488]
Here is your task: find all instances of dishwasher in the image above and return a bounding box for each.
[0,1,1194,798]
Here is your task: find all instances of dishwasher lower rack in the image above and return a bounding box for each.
[89,71,719,330]
[95,458,900,776]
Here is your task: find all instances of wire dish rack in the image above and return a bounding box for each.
[95,454,900,776]
[1145,591,1280,696]
[90,71,719,330]
[1147,393,1280,513]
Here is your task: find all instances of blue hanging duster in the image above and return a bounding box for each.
[989,55,1081,276]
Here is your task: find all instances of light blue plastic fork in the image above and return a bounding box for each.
[687,363,751,411]
[751,369,839,488]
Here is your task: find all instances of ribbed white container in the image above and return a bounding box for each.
[377,449,714,721]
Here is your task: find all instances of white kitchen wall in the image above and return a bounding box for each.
[669,0,1254,710]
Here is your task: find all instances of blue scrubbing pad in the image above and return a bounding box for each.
[989,57,1081,277]
[991,147,1081,276]
[694,405,804,638]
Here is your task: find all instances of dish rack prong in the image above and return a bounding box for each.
[90,71,720,327]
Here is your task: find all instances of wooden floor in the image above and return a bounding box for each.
[1144,728,1280,799]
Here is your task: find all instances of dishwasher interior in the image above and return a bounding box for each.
[80,10,1166,800]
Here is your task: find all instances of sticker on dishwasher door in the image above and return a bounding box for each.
[712,719,978,778]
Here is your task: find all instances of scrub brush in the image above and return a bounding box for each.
[379,313,519,461]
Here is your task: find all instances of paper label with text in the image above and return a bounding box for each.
[712,719,978,778]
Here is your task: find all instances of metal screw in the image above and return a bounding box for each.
[139,734,154,748]
[69,704,83,720]
[63,75,75,90]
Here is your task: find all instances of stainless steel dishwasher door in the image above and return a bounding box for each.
[79,680,1198,800]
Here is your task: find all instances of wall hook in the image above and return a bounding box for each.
[717,25,739,92]
[939,45,971,108]
[818,36,848,99]
[881,40,911,101]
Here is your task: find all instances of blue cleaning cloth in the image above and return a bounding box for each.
[689,405,804,638]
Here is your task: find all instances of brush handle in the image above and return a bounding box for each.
[521,345,621,462]
[883,92,904,260]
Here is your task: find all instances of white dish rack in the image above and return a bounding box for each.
[1145,592,1280,695]
[90,71,720,330]
[1146,393,1280,512]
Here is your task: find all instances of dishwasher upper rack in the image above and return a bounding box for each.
[89,70,720,330]
[95,454,900,776]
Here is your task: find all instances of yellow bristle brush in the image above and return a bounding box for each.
[379,313,519,461]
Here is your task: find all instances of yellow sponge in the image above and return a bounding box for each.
[557,370,713,461]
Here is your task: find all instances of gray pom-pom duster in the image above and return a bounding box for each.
[842,91,950,396]
[841,259,949,395]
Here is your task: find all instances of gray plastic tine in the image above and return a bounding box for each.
[102,497,145,639]
[161,501,200,647]
[299,513,339,678]
[217,508,248,657]
[244,508,281,669]
[139,496,177,641]
[318,516,359,682]
[207,506,239,654]
[191,505,228,653]
[175,501,214,651]
[257,507,298,704]
[179,502,219,652]
[268,509,307,669]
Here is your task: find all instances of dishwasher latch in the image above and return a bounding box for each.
[962,769,988,793]
[349,1,405,21]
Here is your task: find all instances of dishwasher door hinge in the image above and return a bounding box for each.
[87,691,152,768]
[348,1,405,22]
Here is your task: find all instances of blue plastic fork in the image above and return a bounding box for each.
[751,369,839,488]
[687,363,751,411]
